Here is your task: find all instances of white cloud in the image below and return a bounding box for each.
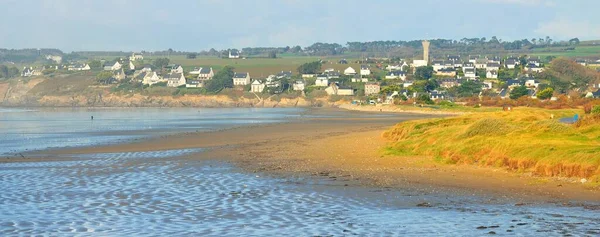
[535,18,600,40]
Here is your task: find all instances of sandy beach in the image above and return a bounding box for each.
[33,108,600,204]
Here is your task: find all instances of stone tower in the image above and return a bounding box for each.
[422,40,430,63]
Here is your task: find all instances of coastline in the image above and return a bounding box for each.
[36,107,600,203]
[337,103,471,115]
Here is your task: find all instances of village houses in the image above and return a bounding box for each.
[364,82,380,96]
[67,64,91,71]
[103,61,122,71]
[344,66,357,75]
[233,72,251,86]
[315,74,329,87]
[250,79,266,93]
[165,73,186,87]
[167,64,184,74]
[229,50,240,59]
[385,71,407,80]
[325,83,354,96]
[129,53,143,61]
[293,80,305,91]
[141,72,163,85]
[360,65,371,76]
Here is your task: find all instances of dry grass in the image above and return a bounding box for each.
[382,108,600,183]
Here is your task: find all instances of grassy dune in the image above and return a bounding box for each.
[383,108,600,183]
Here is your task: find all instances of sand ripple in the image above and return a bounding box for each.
[0,149,598,236]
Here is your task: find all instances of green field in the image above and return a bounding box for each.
[139,55,365,77]
[529,45,600,57]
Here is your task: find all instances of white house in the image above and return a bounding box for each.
[167,64,184,74]
[250,79,266,93]
[128,61,135,70]
[403,81,414,88]
[130,53,143,61]
[432,60,446,72]
[468,55,480,64]
[142,72,163,85]
[189,67,202,74]
[186,78,202,88]
[165,73,186,87]
[67,64,91,71]
[293,80,305,91]
[464,68,476,79]
[525,79,540,88]
[45,55,62,63]
[412,60,427,68]
[486,63,500,72]
[325,83,354,96]
[344,66,357,75]
[22,67,34,77]
[315,74,329,87]
[229,50,240,59]
[505,59,518,69]
[197,67,214,81]
[385,71,407,80]
[103,61,122,71]
[364,82,381,96]
[475,59,488,69]
[360,65,371,76]
[233,72,251,85]
[528,57,541,67]
[482,81,493,90]
[526,64,544,73]
[486,70,498,79]
[386,64,402,71]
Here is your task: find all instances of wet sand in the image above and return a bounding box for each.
[30,108,600,203]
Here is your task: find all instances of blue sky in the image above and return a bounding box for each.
[1,0,598,52]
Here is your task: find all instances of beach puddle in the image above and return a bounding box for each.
[0,149,598,236]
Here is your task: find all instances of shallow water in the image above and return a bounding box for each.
[0,107,301,156]
[1,149,598,236]
[0,108,598,236]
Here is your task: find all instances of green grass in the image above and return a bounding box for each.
[382,108,600,183]
[529,45,600,57]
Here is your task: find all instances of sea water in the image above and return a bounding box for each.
[0,107,300,156]
[0,108,598,236]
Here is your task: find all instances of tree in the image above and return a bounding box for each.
[457,80,482,97]
[416,94,434,105]
[205,66,234,93]
[186,53,197,59]
[537,87,554,100]
[7,67,19,77]
[297,61,322,74]
[414,66,433,80]
[89,60,102,70]
[0,65,8,78]
[153,58,170,69]
[268,51,277,59]
[569,38,580,45]
[96,71,114,84]
[510,85,529,99]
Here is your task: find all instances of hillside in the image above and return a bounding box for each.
[383,108,600,184]
[0,75,340,108]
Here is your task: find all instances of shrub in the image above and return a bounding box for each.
[592,105,600,115]
[307,90,328,98]
[438,100,456,107]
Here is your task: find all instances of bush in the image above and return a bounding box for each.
[592,105,600,115]
[307,90,328,98]
[328,95,344,102]
[438,100,456,107]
